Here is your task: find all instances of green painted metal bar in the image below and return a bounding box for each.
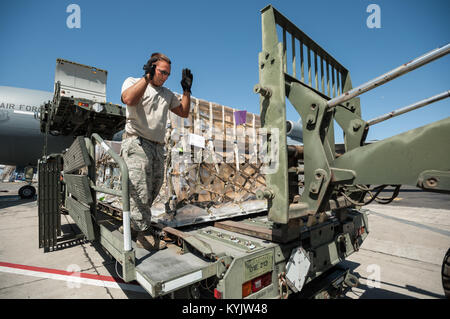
[307,47,312,86]
[259,5,290,224]
[314,51,318,90]
[367,90,450,126]
[283,28,287,73]
[327,43,450,108]
[336,71,341,95]
[91,133,131,251]
[91,184,122,196]
[292,34,296,78]
[331,67,336,97]
[326,61,330,96]
[300,41,304,82]
[321,57,325,94]
[335,72,363,152]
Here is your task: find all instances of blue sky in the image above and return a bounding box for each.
[0,0,449,142]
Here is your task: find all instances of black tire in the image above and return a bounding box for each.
[18,185,36,199]
[442,248,450,299]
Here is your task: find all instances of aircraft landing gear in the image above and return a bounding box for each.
[443,248,450,298]
[19,185,36,199]
[18,165,36,199]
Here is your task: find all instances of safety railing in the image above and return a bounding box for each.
[265,5,349,98]
[90,133,131,252]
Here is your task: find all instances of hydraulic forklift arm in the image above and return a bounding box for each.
[255,5,450,224]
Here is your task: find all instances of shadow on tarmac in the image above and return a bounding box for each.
[59,218,152,299]
[0,196,37,209]
[340,260,445,299]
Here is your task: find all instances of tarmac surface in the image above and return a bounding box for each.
[0,181,449,299]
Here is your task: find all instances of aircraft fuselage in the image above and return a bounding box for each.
[0,86,74,167]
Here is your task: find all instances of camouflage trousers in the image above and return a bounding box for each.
[120,135,165,232]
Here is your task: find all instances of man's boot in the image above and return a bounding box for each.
[136,231,167,250]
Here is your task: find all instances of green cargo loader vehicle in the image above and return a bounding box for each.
[37,5,450,299]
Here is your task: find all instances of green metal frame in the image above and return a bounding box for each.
[61,133,135,281]
[38,155,63,252]
[89,133,134,282]
[256,5,450,225]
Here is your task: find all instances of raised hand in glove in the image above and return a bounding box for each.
[180,68,193,93]
[143,57,158,80]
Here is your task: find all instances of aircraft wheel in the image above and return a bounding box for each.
[443,248,450,299]
[19,185,36,199]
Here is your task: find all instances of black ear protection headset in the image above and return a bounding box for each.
[142,56,159,80]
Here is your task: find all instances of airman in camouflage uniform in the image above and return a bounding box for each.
[120,136,165,232]
[120,52,193,250]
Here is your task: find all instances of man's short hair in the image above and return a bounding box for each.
[149,52,171,65]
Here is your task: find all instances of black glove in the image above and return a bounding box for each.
[143,57,158,80]
[180,68,193,93]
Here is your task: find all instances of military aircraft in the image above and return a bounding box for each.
[0,85,74,198]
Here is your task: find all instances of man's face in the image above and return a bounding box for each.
[151,60,171,87]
